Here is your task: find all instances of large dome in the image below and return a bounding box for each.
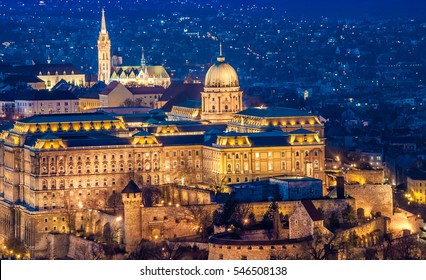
[205,56,239,88]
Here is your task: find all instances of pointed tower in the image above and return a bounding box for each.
[97,8,111,84]
[141,47,146,69]
[121,180,143,253]
[201,42,243,123]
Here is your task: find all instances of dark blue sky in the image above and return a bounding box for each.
[277,0,426,19]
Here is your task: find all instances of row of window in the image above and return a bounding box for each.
[41,150,200,165]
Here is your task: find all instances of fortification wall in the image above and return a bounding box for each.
[345,184,393,218]
[346,169,384,185]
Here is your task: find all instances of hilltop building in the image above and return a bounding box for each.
[97,10,171,88]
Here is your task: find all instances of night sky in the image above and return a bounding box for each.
[275,0,426,19]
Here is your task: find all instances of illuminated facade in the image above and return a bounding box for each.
[407,169,426,204]
[200,45,243,123]
[0,109,325,255]
[97,11,170,88]
[97,9,111,84]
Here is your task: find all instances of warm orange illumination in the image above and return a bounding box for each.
[72,123,80,131]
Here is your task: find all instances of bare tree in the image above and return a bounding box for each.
[204,173,227,194]
[302,229,346,260]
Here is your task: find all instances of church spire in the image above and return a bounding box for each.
[219,41,222,57]
[101,8,107,34]
[141,46,146,68]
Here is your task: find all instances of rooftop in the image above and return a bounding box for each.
[235,107,314,118]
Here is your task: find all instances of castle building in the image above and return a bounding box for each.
[0,42,327,257]
[97,11,171,88]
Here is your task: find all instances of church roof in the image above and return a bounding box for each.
[121,180,142,194]
[111,65,169,79]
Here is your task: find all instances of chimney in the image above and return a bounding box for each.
[336,176,345,199]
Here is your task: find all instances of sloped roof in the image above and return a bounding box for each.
[301,200,322,221]
[121,180,142,194]
[99,81,126,95]
[174,100,202,109]
[159,83,203,112]
[128,86,165,95]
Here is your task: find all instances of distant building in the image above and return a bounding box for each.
[97,10,171,88]
[14,90,80,117]
[407,169,426,204]
[0,64,85,91]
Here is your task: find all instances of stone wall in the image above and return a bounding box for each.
[389,208,424,238]
[339,217,389,247]
[346,169,384,185]
[344,184,393,218]
[67,235,103,260]
[140,204,219,241]
[208,237,308,260]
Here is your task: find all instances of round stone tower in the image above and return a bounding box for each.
[121,180,143,253]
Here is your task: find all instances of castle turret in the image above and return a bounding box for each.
[121,180,143,253]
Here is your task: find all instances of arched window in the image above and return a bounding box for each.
[295,161,300,170]
[42,180,48,190]
[227,164,232,172]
